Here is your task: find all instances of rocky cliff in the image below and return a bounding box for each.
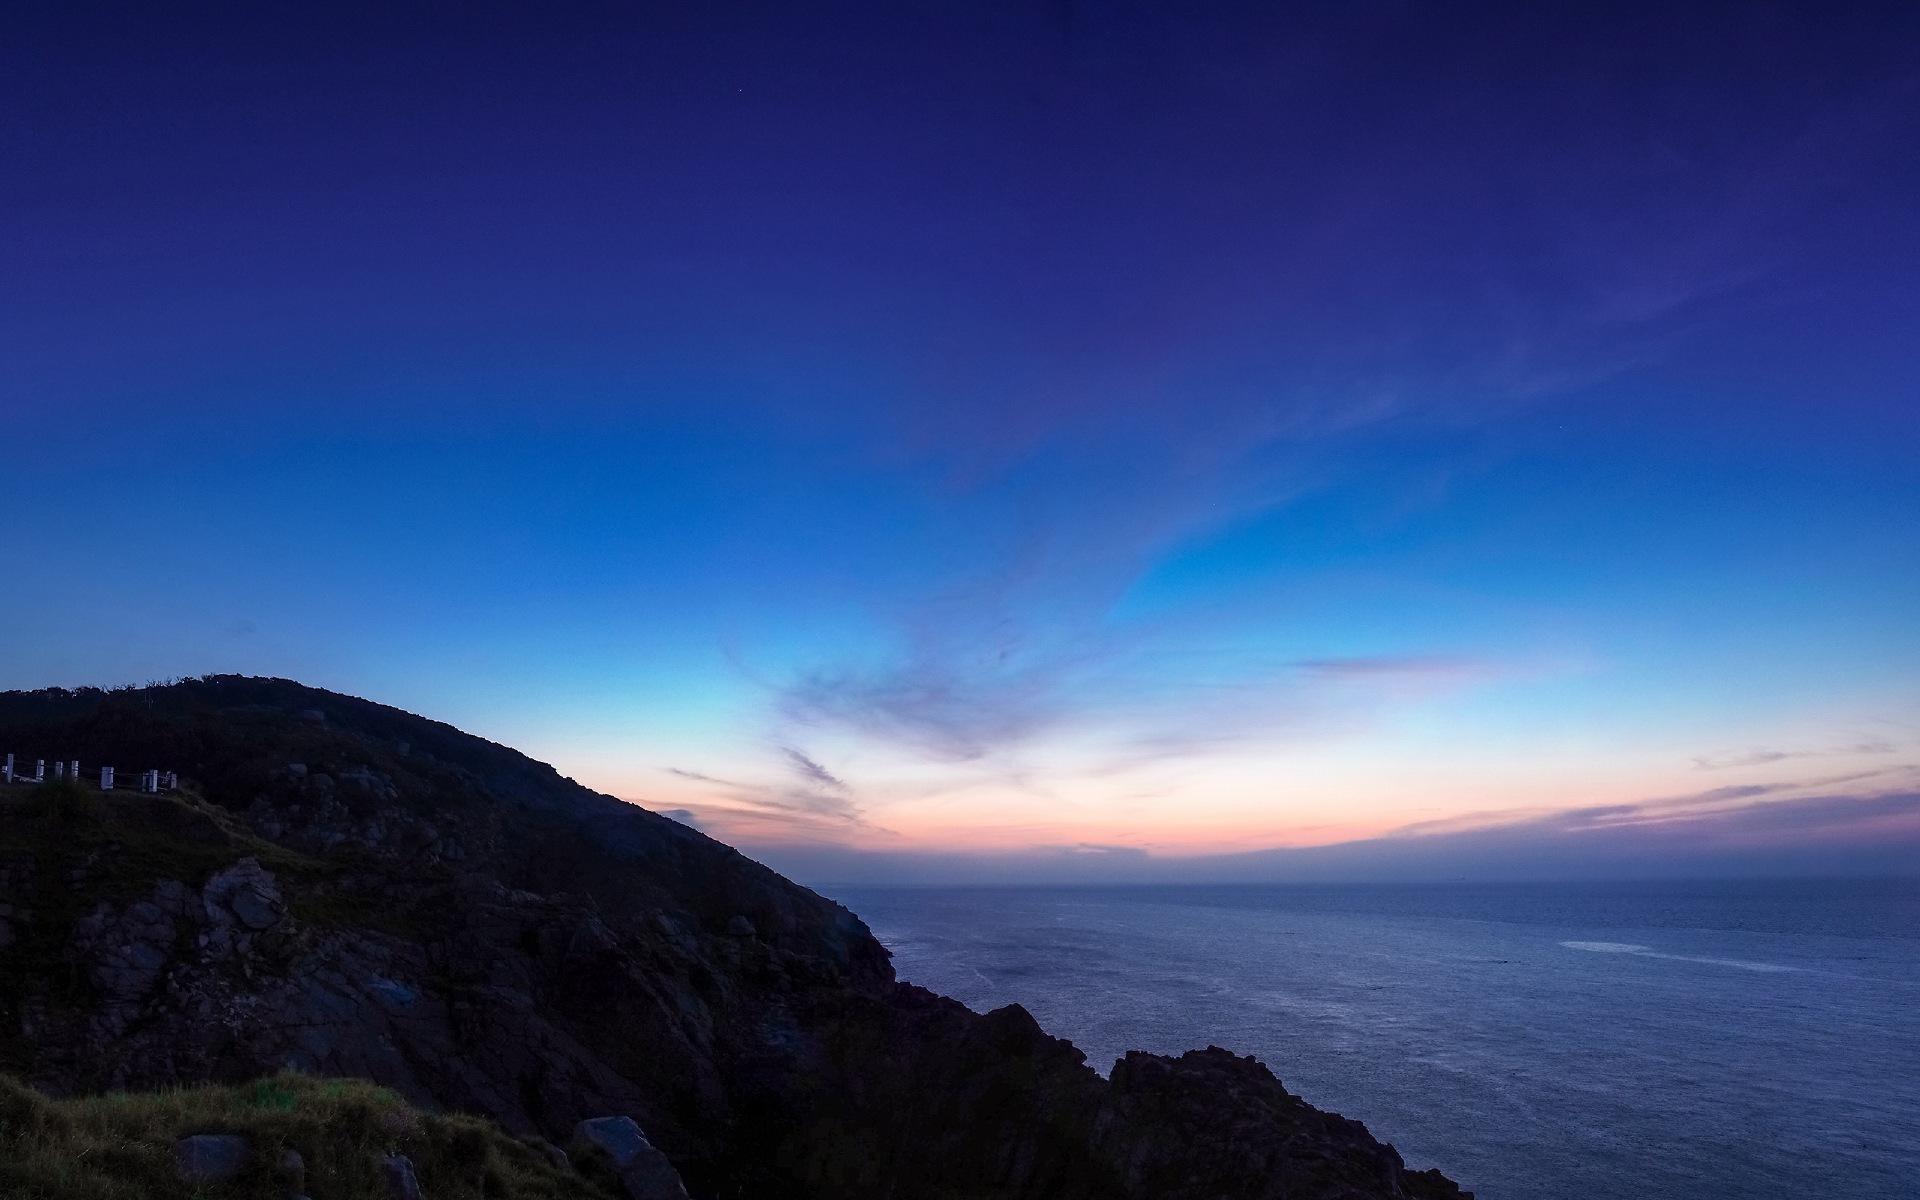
[0,677,1468,1199]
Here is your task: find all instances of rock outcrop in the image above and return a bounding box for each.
[175,1132,253,1183]
[573,1116,692,1200]
[383,1154,423,1200]
[0,677,1469,1199]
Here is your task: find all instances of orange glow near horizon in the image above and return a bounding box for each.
[589,723,1919,865]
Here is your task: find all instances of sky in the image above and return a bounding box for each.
[4,1,1918,883]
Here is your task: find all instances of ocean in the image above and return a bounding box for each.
[833,880,1920,1200]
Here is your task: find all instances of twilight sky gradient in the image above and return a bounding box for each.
[5,2,1918,882]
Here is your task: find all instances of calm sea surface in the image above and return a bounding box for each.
[832,880,1920,1200]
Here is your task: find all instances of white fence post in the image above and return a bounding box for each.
[2,753,11,783]
[165,771,177,791]
[34,759,44,783]
[69,760,79,782]
[53,761,64,781]
[101,766,114,791]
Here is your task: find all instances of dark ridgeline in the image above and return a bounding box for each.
[0,677,1468,1199]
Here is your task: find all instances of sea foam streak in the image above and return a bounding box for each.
[1560,941,1799,972]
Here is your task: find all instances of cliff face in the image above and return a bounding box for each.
[0,678,1468,1199]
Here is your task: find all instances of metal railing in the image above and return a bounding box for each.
[1,753,177,793]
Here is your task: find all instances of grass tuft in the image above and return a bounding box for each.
[0,1072,616,1199]
[20,778,105,827]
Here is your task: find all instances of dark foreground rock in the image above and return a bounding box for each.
[175,1132,252,1183]
[574,1116,692,1199]
[0,677,1470,1199]
[382,1154,423,1200]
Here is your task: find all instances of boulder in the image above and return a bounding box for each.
[175,1133,252,1183]
[201,858,286,956]
[383,1153,423,1200]
[231,887,281,930]
[338,765,397,800]
[277,1146,306,1196]
[572,1116,691,1200]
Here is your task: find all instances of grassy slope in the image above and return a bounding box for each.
[0,1072,618,1200]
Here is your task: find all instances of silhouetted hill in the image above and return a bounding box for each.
[0,676,1467,1199]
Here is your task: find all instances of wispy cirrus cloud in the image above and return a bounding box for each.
[647,788,874,847]
[779,745,848,791]
[1388,768,1919,842]
[1692,742,1897,770]
[1292,655,1496,682]
[1032,842,1151,860]
[773,644,1517,788]
[779,654,1076,763]
[666,766,751,788]
[722,69,1910,850]
[658,739,884,846]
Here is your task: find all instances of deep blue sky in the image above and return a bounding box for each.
[5,2,1917,881]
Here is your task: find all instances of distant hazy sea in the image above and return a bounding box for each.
[834,880,1920,1200]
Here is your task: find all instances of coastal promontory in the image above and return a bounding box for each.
[0,677,1468,1199]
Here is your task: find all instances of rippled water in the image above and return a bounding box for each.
[832,880,1920,1200]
